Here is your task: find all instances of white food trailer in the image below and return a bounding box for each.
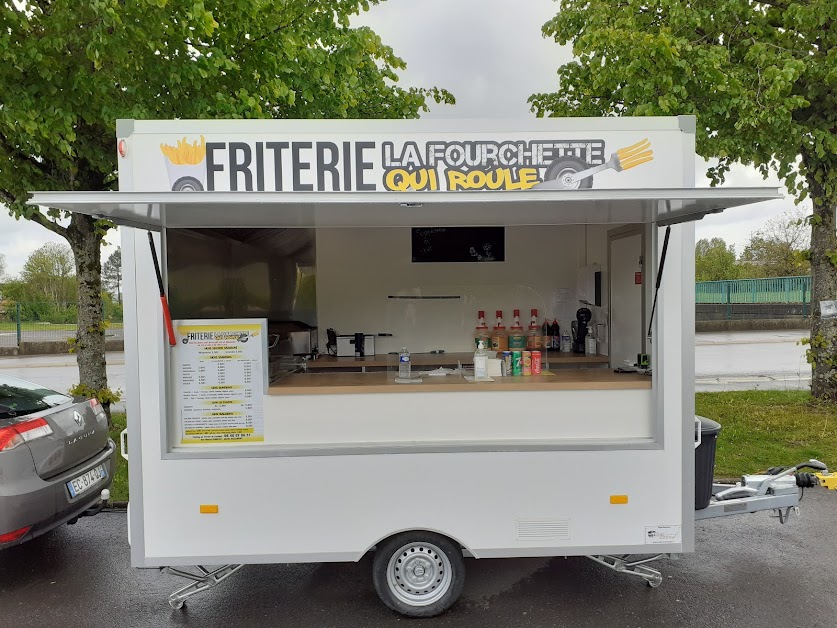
[31,116,831,617]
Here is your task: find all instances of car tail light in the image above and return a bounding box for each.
[0,417,54,452]
[0,526,32,544]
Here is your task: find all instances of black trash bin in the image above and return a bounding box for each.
[695,416,722,510]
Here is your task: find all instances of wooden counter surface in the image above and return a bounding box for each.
[269,369,650,395]
[309,351,609,369]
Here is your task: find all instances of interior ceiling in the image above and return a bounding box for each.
[190,227,315,257]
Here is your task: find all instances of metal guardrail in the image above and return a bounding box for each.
[696,276,811,321]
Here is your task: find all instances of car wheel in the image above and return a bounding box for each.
[542,156,593,190]
[172,176,204,191]
[372,531,465,618]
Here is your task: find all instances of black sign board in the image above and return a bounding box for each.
[411,227,505,263]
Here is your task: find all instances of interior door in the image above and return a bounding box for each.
[609,229,645,367]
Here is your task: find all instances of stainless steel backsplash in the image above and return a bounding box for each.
[165,228,317,327]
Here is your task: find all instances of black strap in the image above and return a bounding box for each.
[646,226,671,340]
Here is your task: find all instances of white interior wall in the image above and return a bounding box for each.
[316,225,615,355]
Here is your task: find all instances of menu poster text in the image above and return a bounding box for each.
[174,320,266,445]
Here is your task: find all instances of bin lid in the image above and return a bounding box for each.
[696,415,722,435]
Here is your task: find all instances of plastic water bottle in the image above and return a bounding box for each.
[474,340,488,379]
[399,347,411,379]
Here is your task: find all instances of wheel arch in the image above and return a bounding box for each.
[356,527,479,561]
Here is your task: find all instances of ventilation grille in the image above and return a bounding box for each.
[516,518,571,542]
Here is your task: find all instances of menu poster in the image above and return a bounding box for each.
[174,319,267,445]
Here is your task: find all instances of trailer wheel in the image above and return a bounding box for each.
[542,156,593,190]
[372,531,465,617]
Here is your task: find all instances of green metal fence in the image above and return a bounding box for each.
[695,276,811,304]
[0,302,123,348]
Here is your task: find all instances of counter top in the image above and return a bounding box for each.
[308,351,609,369]
[268,369,650,395]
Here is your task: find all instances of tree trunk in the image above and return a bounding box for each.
[66,213,111,420]
[806,158,837,400]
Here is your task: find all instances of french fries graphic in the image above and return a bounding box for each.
[160,135,207,191]
[160,136,207,166]
[613,138,653,171]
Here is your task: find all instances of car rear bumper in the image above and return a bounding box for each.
[0,439,116,549]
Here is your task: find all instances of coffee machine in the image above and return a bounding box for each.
[571,307,592,353]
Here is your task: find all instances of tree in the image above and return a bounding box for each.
[739,207,811,278]
[1,1,452,413]
[102,248,122,305]
[695,238,739,281]
[530,1,837,399]
[20,243,77,308]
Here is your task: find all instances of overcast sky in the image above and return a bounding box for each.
[0,0,797,277]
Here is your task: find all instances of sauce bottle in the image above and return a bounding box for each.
[508,309,527,350]
[491,310,508,352]
[527,308,543,349]
[474,310,490,349]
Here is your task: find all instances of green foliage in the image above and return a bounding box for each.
[530,0,836,205]
[68,382,122,406]
[695,237,739,281]
[738,207,811,277]
[102,247,122,304]
[1,243,78,322]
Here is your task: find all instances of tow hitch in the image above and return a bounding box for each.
[695,459,833,523]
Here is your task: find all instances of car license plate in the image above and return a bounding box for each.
[67,464,107,498]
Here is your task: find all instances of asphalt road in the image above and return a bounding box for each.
[695,330,810,392]
[0,490,835,627]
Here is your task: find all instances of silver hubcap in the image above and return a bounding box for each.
[386,541,453,607]
[556,167,582,189]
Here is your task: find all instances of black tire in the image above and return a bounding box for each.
[372,531,465,618]
[172,176,204,192]
[542,155,594,190]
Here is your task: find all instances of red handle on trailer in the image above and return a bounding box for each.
[160,295,176,346]
[148,232,177,346]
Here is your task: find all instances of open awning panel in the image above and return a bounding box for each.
[28,188,782,231]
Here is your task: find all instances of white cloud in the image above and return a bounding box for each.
[0,208,119,278]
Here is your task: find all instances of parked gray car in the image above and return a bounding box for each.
[0,375,115,549]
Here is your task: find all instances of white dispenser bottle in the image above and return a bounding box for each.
[474,340,488,380]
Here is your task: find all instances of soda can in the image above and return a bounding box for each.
[522,351,532,376]
[502,351,512,376]
[532,350,542,375]
[512,351,522,376]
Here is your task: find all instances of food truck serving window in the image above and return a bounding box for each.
[161,224,657,454]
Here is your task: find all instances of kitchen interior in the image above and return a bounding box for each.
[166,223,649,394]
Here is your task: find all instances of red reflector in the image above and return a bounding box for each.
[0,526,32,544]
[90,398,100,408]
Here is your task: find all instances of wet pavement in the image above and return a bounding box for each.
[1,490,834,627]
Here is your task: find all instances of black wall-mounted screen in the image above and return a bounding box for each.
[411,227,505,263]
